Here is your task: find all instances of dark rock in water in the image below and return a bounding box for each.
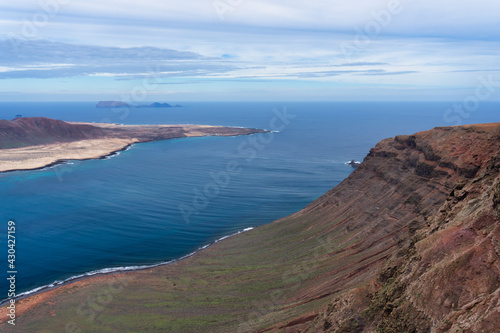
[346,159,361,168]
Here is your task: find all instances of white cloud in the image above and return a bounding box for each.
[0,0,498,100]
[2,0,499,37]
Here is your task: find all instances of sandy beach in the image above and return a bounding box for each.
[0,138,137,173]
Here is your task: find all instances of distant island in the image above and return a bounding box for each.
[96,101,182,108]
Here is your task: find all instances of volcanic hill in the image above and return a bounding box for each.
[0,117,267,172]
[0,117,106,149]
[0,117,265,150]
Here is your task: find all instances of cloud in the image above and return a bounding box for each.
[0,1,498,100]
[291,69,419,78]
[294,69,377,78]
[0,40,240,79]
[357,70,419,76]
[448,69,500,73]
[339,62,389,66]
[3,0,499,40]
[0,39,411,81]
[0,40,203,65]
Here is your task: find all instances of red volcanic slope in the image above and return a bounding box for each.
[0,117,106,149]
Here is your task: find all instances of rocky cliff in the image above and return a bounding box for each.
[1,123,498,332]
[304,123,500,332]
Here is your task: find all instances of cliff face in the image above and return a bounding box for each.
[304,123,500,332]
[0,124,498,333]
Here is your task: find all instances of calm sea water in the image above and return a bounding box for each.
[0,101,498,297]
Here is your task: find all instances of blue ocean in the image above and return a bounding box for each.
[0,101,498,299]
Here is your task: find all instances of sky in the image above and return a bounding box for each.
[0,0,499,101]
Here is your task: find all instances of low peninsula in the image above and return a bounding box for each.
[0,117,266,173]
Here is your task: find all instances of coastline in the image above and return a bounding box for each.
[0,140,136,174]
[0,122,268,173]
[0,227,254,308]
[1,123,498,331]
[0,139,138,173]
[0,119,273,324]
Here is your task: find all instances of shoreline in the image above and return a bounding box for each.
[0,122,268,174]
[0,119,270,315]
[0,227,254,308]
[0,142,135,174]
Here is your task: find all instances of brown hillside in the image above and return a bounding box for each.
[0,117,267,150]
[303,123,500,332]
[0,117,106,148]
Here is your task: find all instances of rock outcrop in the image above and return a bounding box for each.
[304,123,500,332]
